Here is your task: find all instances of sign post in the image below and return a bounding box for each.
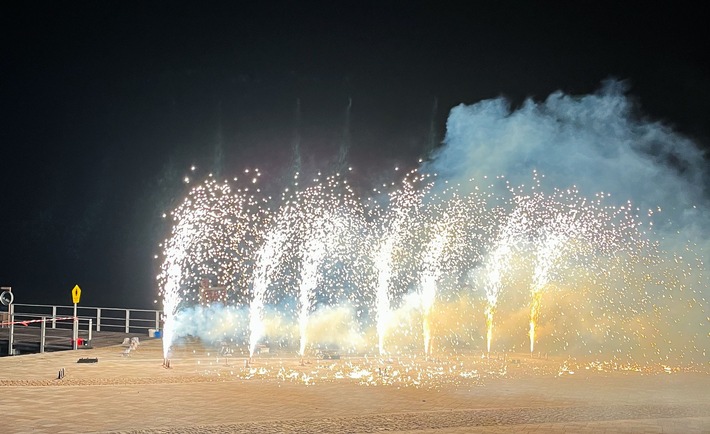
[2,287,14,356]
[71,285,81,350]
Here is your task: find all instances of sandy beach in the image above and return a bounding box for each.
[1,338,708,433]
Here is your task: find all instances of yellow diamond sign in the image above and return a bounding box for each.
[72,284,81,304]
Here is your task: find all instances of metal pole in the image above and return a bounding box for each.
[40,316,46,353]
[8,304,14,356]
[155,310,160,330]
[125,310,130,334]
[96,308,101,332]
[88,318,93,342]
[52,305,57,329]
[73,303,78,350]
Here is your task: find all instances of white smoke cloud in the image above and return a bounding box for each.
[171,304,250,344]
[427,80,708,233]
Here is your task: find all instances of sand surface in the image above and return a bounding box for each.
[1,338,708,433]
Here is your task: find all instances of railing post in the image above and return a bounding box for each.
[8,304,14,356]
[72,303,78,350]
[125,310,130,333]
[88,318,93,341]
[52,306,57,329]
[155,310,160,330]
[40,317,46,353]
[96,308,101,332]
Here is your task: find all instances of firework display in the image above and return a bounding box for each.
[157,167,707,375]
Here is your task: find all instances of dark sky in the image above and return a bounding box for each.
[1,2,708,309]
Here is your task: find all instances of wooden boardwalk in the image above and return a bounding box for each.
[0,326,140,356]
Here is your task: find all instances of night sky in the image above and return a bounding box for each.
[1,2,708,309]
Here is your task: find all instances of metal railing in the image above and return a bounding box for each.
[2,304,163,356]
[2,314,93,354]
[11,303,162,334]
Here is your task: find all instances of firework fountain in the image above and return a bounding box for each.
[420,231,447,356]
[159,175,262,359]
[372,177,428,355]
[480,199,529,355]
[248,215,290,358]
[293,176,363,356]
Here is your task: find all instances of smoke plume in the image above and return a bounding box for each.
[427,80,708,232]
